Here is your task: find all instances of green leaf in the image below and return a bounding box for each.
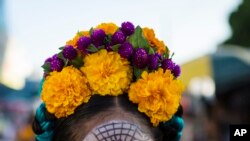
[104,35,112,45]
[134,67,143,79]
[165,45,170,52]
[87,44,99,53]
[77,31,83,36]
[58,52,67,62]
[42,63,51,73]
[59,46,65,50]
[89,27,94,35]
[57,52,69,66]
[128,26,150,49]
[57,52,64,60]
[163,52,170,59]
[111,44,121,52]
[148,47,155,55]
[98,45,105,50]
[170,52,175,59]
[64,59,69,66]
[71,55,83,68]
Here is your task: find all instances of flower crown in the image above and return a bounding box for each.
[40,21,184,127]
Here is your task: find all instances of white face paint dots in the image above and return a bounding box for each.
[82,120,153,141]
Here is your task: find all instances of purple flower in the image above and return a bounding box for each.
[112,30,126,44]
[161,59,175,71]
[50,55,64,72]
[77,36,91,53]
[148,54,159,70]
[63,45,77,60]
[132,48,148,68]
[155,53,163,60]
[45,57,52,64]
[52,54,58,60]
[118,42,134,58]
[172,64,181,77]
[91,29,106,47]
[105,45,113,52]
[121,21,135,36]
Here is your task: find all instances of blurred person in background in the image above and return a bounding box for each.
[202,0,250,141]
[180,1,250,141]
[0,0,14,140]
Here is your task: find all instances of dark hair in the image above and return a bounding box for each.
[33,94,183,141]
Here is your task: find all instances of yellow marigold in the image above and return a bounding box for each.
[66,31,89,47]
[153,39,167,54]
[41,66,91,118]
[81,49,132,96]
[128,68,184,126]
[143,27,167,54]
[96,22,118,35]
[143,28,155,44]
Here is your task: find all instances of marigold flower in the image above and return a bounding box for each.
[152,38,167,54]
[128,68,184,126]
[142,27,167,54]
[41,66,91,118]
[39,22,183,128]
[81,49,132,96]
[96,22,118,35]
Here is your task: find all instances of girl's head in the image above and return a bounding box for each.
[33,21,184,141]
[33,94,184,141]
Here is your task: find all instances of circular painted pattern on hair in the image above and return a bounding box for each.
[82,120,153,141]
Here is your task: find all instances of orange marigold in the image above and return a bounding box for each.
[128,68,184,126]
[142,27,168,54]
[96,22,118,35]
[81,49,132,96]
[41,66,91,118]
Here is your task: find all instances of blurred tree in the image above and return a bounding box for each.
[224,0,250,47]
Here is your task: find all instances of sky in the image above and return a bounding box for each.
[2,0,242,88]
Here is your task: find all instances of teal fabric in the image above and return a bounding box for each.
[164,116,184,131]
[173,116,184,131]
[35,103,54,141]
[176,132,182,141]
[38,79,45,96]
[162,115,185,141]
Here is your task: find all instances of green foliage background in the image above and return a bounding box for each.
[224,0,250,47]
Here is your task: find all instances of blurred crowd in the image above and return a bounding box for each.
[0,80,39,140]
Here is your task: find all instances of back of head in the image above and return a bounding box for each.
[33,94,184,141]
[32,21,185,141]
